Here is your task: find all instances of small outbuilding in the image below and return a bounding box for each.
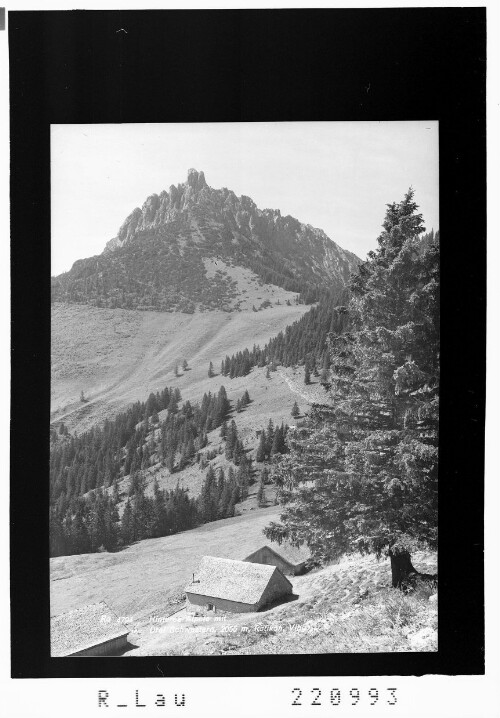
[51,601,129,657]
[185,555,293,614]
[244,541,312,576]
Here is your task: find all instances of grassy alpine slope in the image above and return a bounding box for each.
[145,552,437,656]
[50,502,437,655]
[50,506,281,619]
[51,295,310,435]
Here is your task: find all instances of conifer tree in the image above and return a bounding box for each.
[199,464,217,522]
[257,479,267,507]
[233,439,244,466]
[88,495,107,552]
[103,501,119,550]
[151,480,167,537]
[261,466,270,485]
[166,451,175,474]
[265,419,275,456]
[72,505,88,550]
[265,189,439,590]
[304,363,311,385]
[183,436,196,465]
[237,462,249,500]
[225,420,238,460]
[168,393,179,415]
[320,353,330,386]
[112,479,120,503]
[219,476,234,518]
[270,424,288,456]
[256,432,267,463]
[49,510,66,557]
[291,401,300,419]
[215,386,231,424]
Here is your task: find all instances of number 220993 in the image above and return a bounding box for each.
[291,687,397,707]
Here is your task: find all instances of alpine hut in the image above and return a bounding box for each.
[244,541,312,576]
[185,555,293,614]
[51,601,129,657]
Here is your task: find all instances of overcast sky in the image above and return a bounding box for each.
[51,122,439,276]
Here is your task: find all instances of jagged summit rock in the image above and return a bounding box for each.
[52,169,360,313]
[187,168,207,190]
[108,169,212,250]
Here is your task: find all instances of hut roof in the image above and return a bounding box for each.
[51,601,128,657]
[266,540,312,564]
[185,556,290,604]
[246,541,312,566]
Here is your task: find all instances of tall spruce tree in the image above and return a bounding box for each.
[265,189,439,589]
[265,419,275,456]
[225,420,238,460]
[199,464,217,522]
[257,479,267,507]
[270,424,288,456]
[304,363,311,385]
[256,432,267,462]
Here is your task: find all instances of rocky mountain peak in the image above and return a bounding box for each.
[53,168,361,313]
[186,168,207,191]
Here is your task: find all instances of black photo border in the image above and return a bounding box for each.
[9,8,486,678]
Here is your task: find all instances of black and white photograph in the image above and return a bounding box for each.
[7,5,491,715]
[49,121,439,658]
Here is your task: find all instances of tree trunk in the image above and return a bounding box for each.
[388,550,417,589]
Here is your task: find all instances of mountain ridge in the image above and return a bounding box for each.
[51,169,360,312]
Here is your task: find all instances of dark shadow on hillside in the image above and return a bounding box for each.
[259,593,299,612]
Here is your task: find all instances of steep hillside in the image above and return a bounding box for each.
[50,506,437,655]
[50,506,281,619]
[142,551,437,656]
[51,301,312,434]
[51,169,360,311]
[113,363,328,511]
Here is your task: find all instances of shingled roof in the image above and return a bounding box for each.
[266,540,312,564]
[185,556,289,605]
[51,601,128,657]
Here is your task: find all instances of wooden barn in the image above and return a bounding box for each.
[51,601,129,657]
[185,555,293,614]
[244,541,312,576]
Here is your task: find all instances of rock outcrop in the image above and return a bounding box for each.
[53,169,360,312]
